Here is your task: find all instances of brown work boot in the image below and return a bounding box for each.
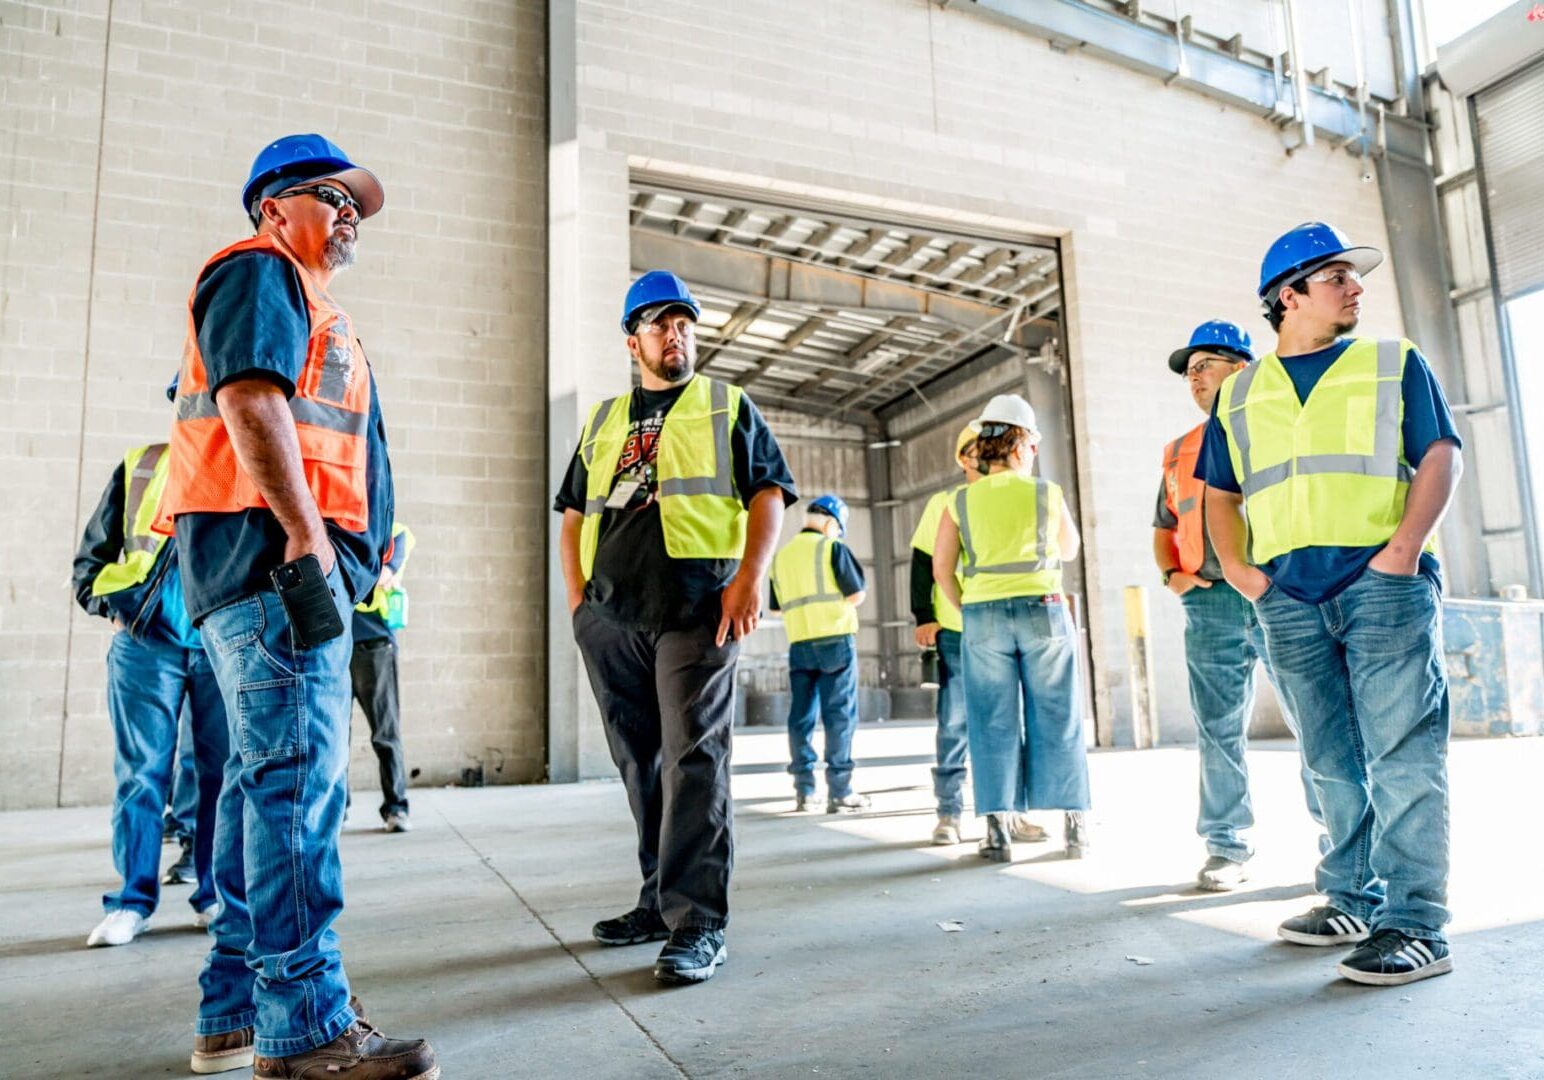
[253,1019,438,1079]
[190,1027,255,1074]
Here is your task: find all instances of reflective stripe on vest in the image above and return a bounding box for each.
[577,374,746,578]
[952,472,1064,603]
[92,443,171,597]
[1162,423,1207,576]
[772,531,859,643]
[1220,338,1424,564]
[153,233,372,536]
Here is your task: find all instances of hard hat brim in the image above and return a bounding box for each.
[1261,245,1384,303]
[1168,345,1252,375]
[306,166,385,220]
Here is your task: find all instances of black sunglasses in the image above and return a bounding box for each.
[275,184,361,218]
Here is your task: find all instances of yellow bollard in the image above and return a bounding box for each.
[1124,585,1159,749]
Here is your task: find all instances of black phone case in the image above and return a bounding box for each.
[270,554,346,649]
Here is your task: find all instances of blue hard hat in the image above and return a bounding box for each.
[1168,320,1255,374]
[1257,222,1382,305]
[622,270,701,333]
[242,134,384,224]
[808,493,850,535]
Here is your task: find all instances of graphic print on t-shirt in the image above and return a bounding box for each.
[611,413,664,511]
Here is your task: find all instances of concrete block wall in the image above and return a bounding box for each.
[0,0,546,809]
[562,0,1407,745]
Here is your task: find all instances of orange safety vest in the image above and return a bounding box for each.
[153,234,371,536]
[1161,423,1207,575]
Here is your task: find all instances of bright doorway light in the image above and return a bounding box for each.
[1420,0,1524,49]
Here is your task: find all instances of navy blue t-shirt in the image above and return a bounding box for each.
[1196,339,1460,604]
[174,250,394,624]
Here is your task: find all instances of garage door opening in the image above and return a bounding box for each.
[627,179,1093,739]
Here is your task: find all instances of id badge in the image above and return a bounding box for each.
[605,476,643,510]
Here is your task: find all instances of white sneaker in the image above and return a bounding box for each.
[86,909,149,947]
[383,812,413,833]
[194,904,219,929]
[1197,855,1249,892]
[932,815,961,845]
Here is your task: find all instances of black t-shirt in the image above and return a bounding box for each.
[174,250,395,623]
[554,383,797,630]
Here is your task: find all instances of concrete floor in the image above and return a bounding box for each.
[3,724,1543,1080]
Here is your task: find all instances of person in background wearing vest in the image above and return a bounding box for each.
[72,443,230,948]
[555,270,796,986]
[1156,320,1326,892]
[769,494,870,814]
[155,135,437,1077]
[932,395,1090,862]
[1200,222,1462,987]
[350,521,417,833]
[910,425,1050,849]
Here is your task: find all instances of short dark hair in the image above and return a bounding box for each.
[1265,274,1311,331]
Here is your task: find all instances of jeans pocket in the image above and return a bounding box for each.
[236,675,302,763]
[202,595,263,657]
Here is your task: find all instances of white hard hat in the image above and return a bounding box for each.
[976,394,1040,439]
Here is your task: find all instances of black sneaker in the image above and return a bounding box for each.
[1337,929,1452,986]
[163,838,195,885]
[1277,904,1370,946]
[653,927,726,985]
[592,906,669,947]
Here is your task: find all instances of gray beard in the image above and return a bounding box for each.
[323,236,356,271]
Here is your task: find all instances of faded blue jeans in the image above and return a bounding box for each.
[933,629,969,817]
[195,563,359,1057]
[962,596,1090,814]
[787,634,859,800]
[104,631,226,916]
[1180,581,1325,863]
[1253,568,1451,942]
[165,700,199,843]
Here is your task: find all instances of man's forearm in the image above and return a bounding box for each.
[1205,486,1252,580]
[559,509,585,608]
[735,487,785,582]
[1153,529,1179,574]
[217,380,325,545]
[1384,441,1462,563]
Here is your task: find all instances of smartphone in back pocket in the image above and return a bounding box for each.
[270,554,346,649]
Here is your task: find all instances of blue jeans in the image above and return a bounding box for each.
[933,629,968,817]
[165,700,199,843]
[104,631,227,916]
[962,597,1090,814]
[1180,581,1325,863]
[787,635,859,800]
[195,565,359,1056]
[1253,568,1451,942]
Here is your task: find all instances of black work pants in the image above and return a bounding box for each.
[573,604,739,930]
[348,638,409,819]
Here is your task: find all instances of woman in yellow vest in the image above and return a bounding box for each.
[932,395,1090,862]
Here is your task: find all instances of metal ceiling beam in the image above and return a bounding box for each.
[737,315,828,389]
[956,0,1428,162]
[696,300,765,370]
[750,390,880,433]
[631,229,1011,329]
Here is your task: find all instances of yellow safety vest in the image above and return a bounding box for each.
[910,488,963,633]
[771,530,860,643]
[1218,338,1427,565]
[578,374,746,578]
[356,522,416,616]
[948,471,1064,603]
[91,443,171,598]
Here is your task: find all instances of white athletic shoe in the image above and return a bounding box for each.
[384,812,413,833]
[932,815,961,845]
[86,909,149,947]
[1196,855,1249,892]
[194,905,218,929]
